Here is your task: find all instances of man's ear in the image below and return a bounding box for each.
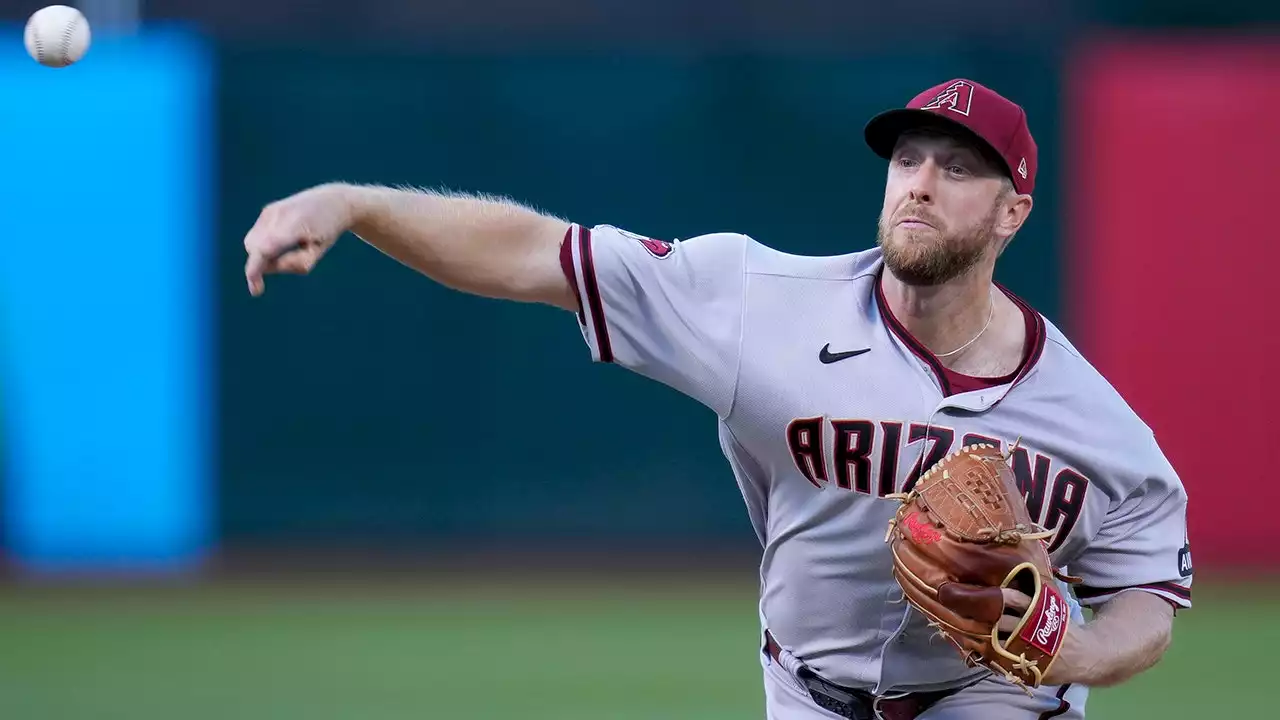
[998,193,1032,243]
[993,186,1031,256]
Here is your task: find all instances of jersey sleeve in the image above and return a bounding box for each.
[1068,434,1193,611]
[559,223,747,418]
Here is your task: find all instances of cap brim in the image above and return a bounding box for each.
[864,108,1011,179]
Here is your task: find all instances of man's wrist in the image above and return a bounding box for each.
[1046,621,1100,685]
[327,182,369,228]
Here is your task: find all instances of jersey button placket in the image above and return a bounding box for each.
[873,592,913,694]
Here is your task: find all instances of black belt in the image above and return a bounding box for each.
[764,630,963,720]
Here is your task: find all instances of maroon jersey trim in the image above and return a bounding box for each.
[998,281,1047,387]
[1036,684,1073,720]
[558,225,585,325]
[1075,581,1191,602]
[577,226,614,363]
[874,272,1047,397]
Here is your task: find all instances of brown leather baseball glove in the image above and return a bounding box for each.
[884,443,1078,690]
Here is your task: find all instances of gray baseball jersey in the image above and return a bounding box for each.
[560,223,1192,696]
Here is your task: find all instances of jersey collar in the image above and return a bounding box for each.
[872,267,1047,410]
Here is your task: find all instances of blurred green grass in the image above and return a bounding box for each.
[0,575,1269,719]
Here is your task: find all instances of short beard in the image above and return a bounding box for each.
[876,205,998,286]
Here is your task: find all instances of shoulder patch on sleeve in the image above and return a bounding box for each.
[614,227,675,259]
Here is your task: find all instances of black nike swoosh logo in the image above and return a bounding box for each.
[819,344,871,364]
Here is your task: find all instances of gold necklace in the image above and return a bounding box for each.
[934,290,996,359]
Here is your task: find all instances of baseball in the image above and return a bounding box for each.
[24,5,91,68]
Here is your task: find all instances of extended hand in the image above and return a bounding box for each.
[243,183,357,296]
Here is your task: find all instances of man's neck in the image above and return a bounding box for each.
[881,262,1034,380]
[880,265,997,358]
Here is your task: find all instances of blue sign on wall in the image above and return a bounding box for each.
[0,28,214,572]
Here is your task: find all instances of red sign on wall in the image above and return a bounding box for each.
[1066,40,1280,572]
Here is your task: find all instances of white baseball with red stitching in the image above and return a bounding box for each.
[24,5,92,68]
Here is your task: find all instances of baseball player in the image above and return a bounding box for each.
[243,79,1191,719]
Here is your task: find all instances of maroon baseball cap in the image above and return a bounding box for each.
[864,79,1037,195]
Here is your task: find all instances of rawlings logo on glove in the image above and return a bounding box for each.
[884,443,1079,690]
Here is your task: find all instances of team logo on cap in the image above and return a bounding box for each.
[1017,157,1028,179]
[921,80,974,117]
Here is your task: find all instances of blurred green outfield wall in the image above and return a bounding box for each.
[214,45,1064,549]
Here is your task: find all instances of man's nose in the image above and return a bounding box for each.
[908,160,938,204]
